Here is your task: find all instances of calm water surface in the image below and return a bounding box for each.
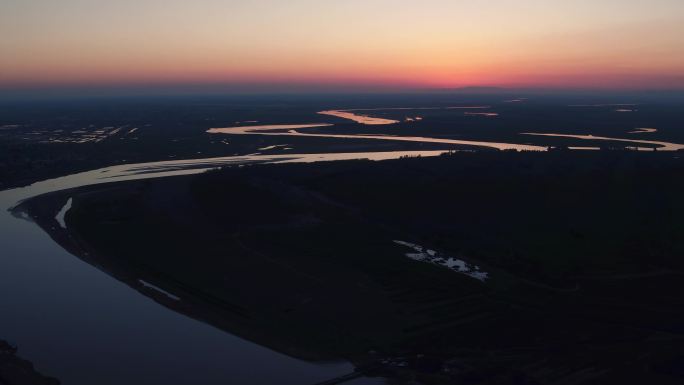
[1,151,437,385]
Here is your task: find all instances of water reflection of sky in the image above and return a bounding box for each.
[208,106,684,152]
[1,152,410,385]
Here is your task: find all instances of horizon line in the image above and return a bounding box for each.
[2,83,684,101]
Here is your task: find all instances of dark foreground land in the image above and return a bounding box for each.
[20,151,684,384]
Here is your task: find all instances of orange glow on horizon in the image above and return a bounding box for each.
[2,1,683,91]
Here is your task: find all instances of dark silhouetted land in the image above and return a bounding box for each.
[20,150,684,385]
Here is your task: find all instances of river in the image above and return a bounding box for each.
[2,123,683,383]
[0,151,444,385]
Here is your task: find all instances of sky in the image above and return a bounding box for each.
[1,0,684,93]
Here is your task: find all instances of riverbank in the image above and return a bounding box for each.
[0,341,59,385]
[16,150,684,384]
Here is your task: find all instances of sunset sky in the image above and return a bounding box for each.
[2,0,684,92]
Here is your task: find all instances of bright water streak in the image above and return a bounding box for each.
[207,125,547,152]
[521,132,684,151]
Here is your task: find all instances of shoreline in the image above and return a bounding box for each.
[0,340,60,385]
